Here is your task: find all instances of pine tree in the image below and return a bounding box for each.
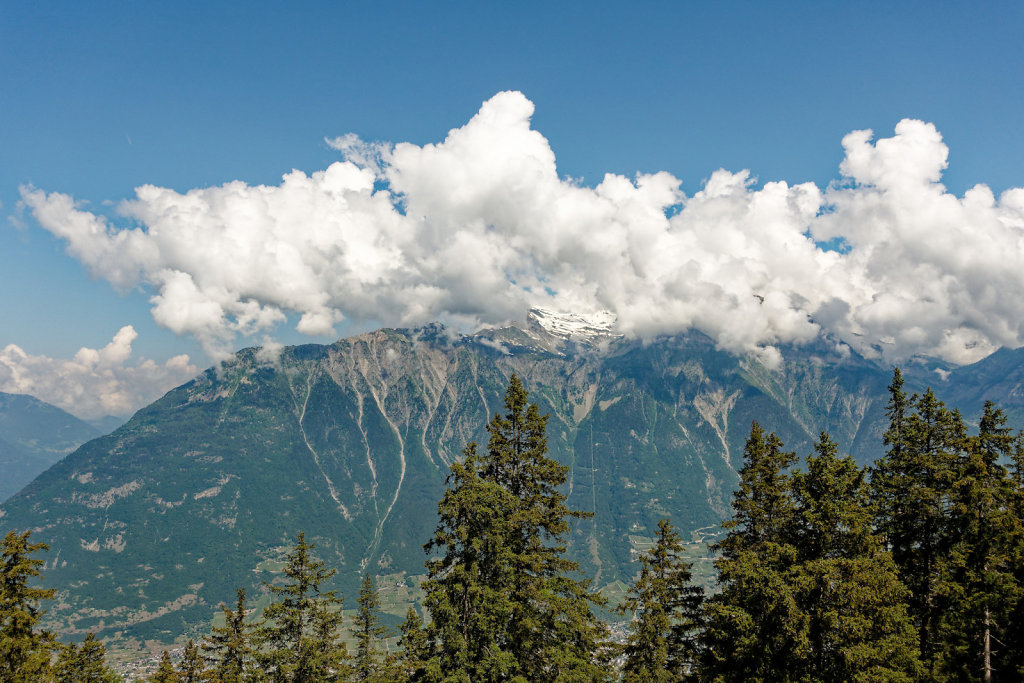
[255,532,347,682]
[422,374,610,682]
[704,425,920,681]
[1005,433,1024,678]
[394,607,430,681]
[0,530,56,682]
[619,518,704,682]
[176,638,205,682]
[789,432,920,682]
[938,402,1022,681]
[150,650,181,682]
[702,422,805,681]
[309,592,351,682]
[51,632,122,683]
[354,573,388,681]
[422,440,512,679]
[872,378,965,669]
[884,367,910,463]
[203,588,253,682]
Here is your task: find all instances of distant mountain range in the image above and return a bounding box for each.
[0,392,120,502]
[2,310,1024,647]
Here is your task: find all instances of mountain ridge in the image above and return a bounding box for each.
[3,320,1024,648]
[0,391,103,502]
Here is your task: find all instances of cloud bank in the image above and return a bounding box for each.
[21,91,1024,365]
[0,327,197,420]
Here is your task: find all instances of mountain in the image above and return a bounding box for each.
[0,392,102,502]
[86,414,130,435]
[0,313,1020,647]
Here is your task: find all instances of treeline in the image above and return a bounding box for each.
[697,368,1024,681]
[1,530,122,682]
[4,371,1024,681]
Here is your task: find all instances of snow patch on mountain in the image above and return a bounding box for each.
[527,308,619,342]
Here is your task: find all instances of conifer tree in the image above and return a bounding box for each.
[394,607,430,681]
[619,518,704,682]
[422,440,510,680]
[789,432,920,681]
[255,532,347,682]
[150,650,181,682]
[1005,433,1024,678]
[0,530,56,682]
[871,378,965,669]
[422,374,610,681]
[203,588,253,682]
[309,593,351,682]
[353,573,388,681]
[938,402,1022,681]
[702,422,805,681]
[704,425,920,681]
[51,632,121,683]
[176,638,205,682]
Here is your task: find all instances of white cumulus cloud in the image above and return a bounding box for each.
[20,91,1024,365]
[0,327,198,420]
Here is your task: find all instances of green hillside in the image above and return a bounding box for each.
[2,318,1020,649]
[0,392,101,502]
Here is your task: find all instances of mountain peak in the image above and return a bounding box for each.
[526,307,618,343]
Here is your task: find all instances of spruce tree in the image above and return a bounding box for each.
[422,440,513,680]
[176,638,205,682]
[0,530,56,682]
[1005,433,1024,678]
[702,422,805,681]
[938,402,1022,681]
[872,378,964,669]
[704,425,920,681]
[150,650,181,682]
[255,532,347,682]
[353,573,388,681]
[789,432,920,682]
[619,518,704,682]
[422,374,610,682]
[51,632,121,683]
[203,588,253,682]
[395,607,430,681]
[309,593,351,682]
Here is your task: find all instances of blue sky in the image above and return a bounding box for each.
[3,2,1023,418]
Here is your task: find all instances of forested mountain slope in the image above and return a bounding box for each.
[0,392,101,502]
[2,311,1018,645]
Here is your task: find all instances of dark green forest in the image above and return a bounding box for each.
[4,370,1024,681]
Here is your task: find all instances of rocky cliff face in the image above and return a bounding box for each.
[4,314,1016,645]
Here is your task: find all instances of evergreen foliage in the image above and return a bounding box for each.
[420,374,610,681]
[395,607,430,681]
[869,369,1024,680]
[789,432,920,681]
[871,376,964,669]
[1,531,122,681]
[11,366,1024,681]
[51,632,121,682]
[307,587,351,682]
[702,423,805,680]
[1006,434,1024,678]
[254,532,348,682]
[1,530,56,682]
[936,402,1023,680]
[703,423,921,681]
[619,518,704,682]
[149,650,180,682]
[202,588,253,682]
[353,573,389,681]
[176,638,205,682]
